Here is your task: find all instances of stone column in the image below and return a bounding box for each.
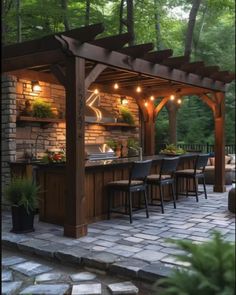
[1,74,17,203]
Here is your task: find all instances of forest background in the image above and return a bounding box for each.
[2,0,235,148]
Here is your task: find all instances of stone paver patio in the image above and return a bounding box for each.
[2,185,235,284]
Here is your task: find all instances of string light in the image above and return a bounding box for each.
[144,101,148,107]
[114,83,119,89]
[94,88,99,94]
[136,85,142,93]
[170,94,175,101]
[150,95,154,101]
[177,99,182,104]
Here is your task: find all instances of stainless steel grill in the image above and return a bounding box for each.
[85,144,117,160]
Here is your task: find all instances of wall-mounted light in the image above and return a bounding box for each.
[31,81,41,92]
[114,83,119,89]
[170,94,175,101]
[121,96,128,105]
[150,95,154,101]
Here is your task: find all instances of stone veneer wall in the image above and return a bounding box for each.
[1,75,17,197]
[1,75,140,194]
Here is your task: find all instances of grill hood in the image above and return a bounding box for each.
[85,91,116,123]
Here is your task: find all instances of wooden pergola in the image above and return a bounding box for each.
[3,23,234,238]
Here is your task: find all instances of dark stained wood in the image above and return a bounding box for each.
[59,36,226,92]
[180,61,205,72]
[7,69,61,85]
[85,64,107,89]
[162,56,190,68]
[144,106,155,155]
[210,71,229,80]
[118,43,154,58]
[166,101,178,145]
[50,64,66,86]
[17,116,64,124]
[64,56,87,238]
[194,66,220,77]
[90,33,132,50]
[213,92,226,192]
[144,49,173,63]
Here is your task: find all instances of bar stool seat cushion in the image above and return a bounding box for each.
[107,180,144,187]
[176,169,202,174]
[147,174,171,181]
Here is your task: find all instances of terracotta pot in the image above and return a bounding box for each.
[11,205,35,234]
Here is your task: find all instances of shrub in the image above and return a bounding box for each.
[32,99,54,118]
[157,231,235,295]
[5,178,39,213]
[119,106,135,125]
[106,139,118,150]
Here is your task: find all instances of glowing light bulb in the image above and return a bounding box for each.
[144,101,148,107]
[94,89,99,94]
[31,81,41,92]
[114,83,119,89]
[150,96,154,101]
[170,94,175,101]
[177,99,182,104]
[136,86,142,93]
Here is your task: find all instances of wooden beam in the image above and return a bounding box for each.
[58,36,226,92]
[213,92,226,192]
[85,64,107,89]
[50,65,66,86]
[180,61,205,72]
[194,66,220,77]
[6,69,61,85]
[144,49,173,63]
[3,49,65,72]
[118,43,154,58]
[200,93,215,113]
[64,56,87,238]
[162,56,190,68]
[154,96,170,119]
[90,33,132,50]
[210,71,229,80]
[143,104,155,155]
[166,101,179,145]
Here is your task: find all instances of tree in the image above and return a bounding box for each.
[184,0,202,58]
[61,0,70,30]
[85,0,90,26]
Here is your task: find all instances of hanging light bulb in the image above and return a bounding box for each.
[144,100,148,107]
[114,83,119,89]
[177,98,182,104]
[94,88,99,94]
[136,85,142,93]
[170,94,175,101]
[150,95,154,101]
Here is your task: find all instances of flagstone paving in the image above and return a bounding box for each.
[2,185,235,294]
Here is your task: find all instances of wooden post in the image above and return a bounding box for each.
[166,101,178,145]
[144,102,155,155]
[213,92,226,192]
[64,56,87,238]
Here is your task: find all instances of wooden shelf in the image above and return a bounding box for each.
[17,116,64,124]
[100,122,138,128]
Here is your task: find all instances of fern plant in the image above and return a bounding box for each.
[119,106,135,125]
[157,231,235,295]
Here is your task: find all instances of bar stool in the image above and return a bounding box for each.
[107,160,152,223]
[175,154,209,202]
[147,157,179,213]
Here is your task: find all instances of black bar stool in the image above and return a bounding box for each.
[147,157,179,213]
[107,160,152,223]
[175,154,209,202]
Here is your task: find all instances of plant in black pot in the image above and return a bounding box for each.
[5,178,39,233]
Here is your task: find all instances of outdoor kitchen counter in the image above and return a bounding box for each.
[10,154,197,225]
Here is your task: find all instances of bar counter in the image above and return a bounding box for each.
[10,154,197,225]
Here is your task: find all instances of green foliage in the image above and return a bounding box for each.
[32,99,54,118]
[157,231,235,295]
[119,106,135,125]
[5,178,39,213]
[106,139,118,150]
[160,144,185,155]
[127,138,139,150]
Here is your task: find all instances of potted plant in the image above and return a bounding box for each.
[32,99,54,118]
[127,138,139,157]
[5,178,39,233]
[118,106,135,125]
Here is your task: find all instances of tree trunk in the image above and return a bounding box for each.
[119,0,125,34]
[16,0,21,42]
[184,0,201,59]
[85,0,90,26]
[154,0,162,50]
[61,0,70,31]
[126,0,135,45]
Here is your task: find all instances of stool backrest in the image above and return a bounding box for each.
[195,154,209,173]
[160,157,179,177]
[129,160,152,183]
